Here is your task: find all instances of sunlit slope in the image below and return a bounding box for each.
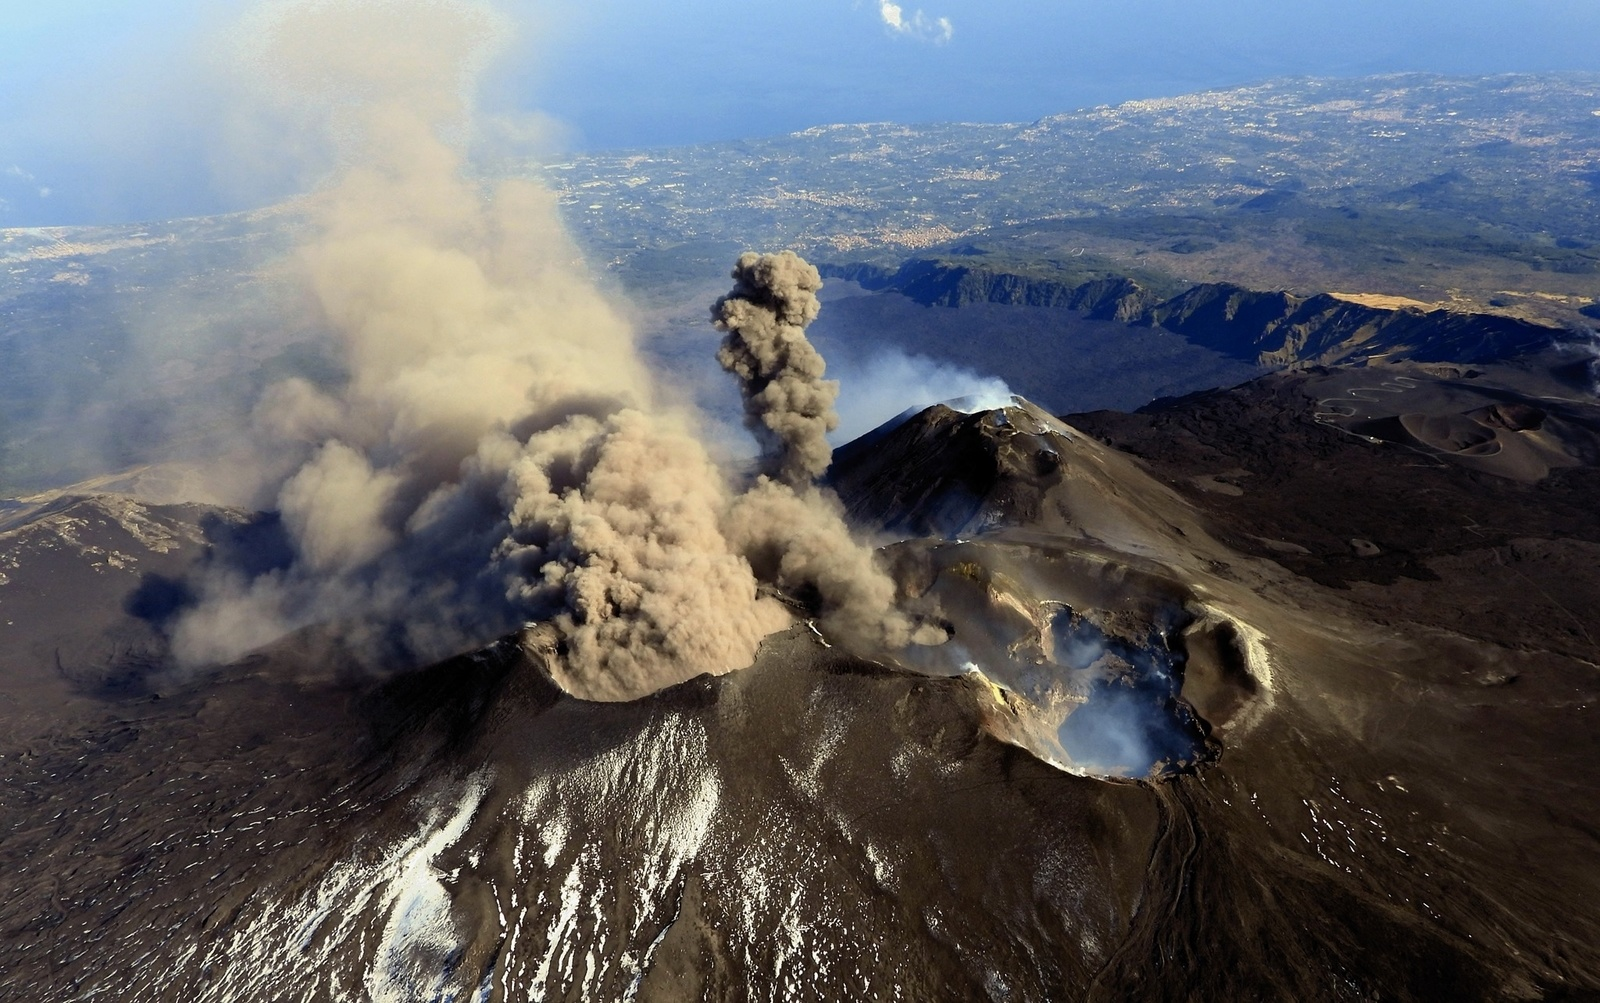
[2,371,1599,997]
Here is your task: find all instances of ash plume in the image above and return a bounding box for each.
[713,251,840,487]
[726,478,947,650]
[172,0,792,699]
[167,0,939,700]
[714,250,947,651]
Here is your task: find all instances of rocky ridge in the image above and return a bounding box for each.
[822,257,1563,367]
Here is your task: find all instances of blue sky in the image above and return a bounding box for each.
[2,0,1599,226]
[522,0,1600,147]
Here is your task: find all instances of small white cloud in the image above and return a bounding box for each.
[38,187,51,198]
[878,0,953,43]
[6,165,33,181]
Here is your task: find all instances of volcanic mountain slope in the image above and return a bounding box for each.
[0,484,290,743]
[822,256,1563,369]
[1067,354,1600,600]
[833,389,1600,983]
[2,372,1600,999]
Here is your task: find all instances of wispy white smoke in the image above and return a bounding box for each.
[1572,329,1600,395]
[170,0,939,700]
[878,1,954,43]
[830,350,1013,443]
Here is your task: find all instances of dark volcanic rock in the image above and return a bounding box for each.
[820,258,1561,368]
[1147,283,1558,366]
[821,258,1156,321]
[1068,360,1600,598]
[4,373,1600,999]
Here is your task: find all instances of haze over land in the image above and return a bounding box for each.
[3,0,1600,225]
[9,71,1595,492]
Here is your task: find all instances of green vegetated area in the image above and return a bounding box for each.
[1296,207,1599,275]
[1018,202,1599,272]
[611,238,748,289]
[936,202,1600,308]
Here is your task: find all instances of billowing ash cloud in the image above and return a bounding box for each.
[715,252,946,652]
[725,478,946,650]
[171,0,938,700]
[713,251,839,488]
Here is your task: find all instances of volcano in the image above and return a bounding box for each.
[3,352,1599,1000]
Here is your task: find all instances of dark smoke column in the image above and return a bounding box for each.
[713,251,839,486]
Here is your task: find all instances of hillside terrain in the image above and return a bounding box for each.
[2,362,1598,998]
[2,73,1600,996]
[4,74,1598,494]
[543,74,1600,328]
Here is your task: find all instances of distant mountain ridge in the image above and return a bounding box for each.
[820,257,1561,367]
